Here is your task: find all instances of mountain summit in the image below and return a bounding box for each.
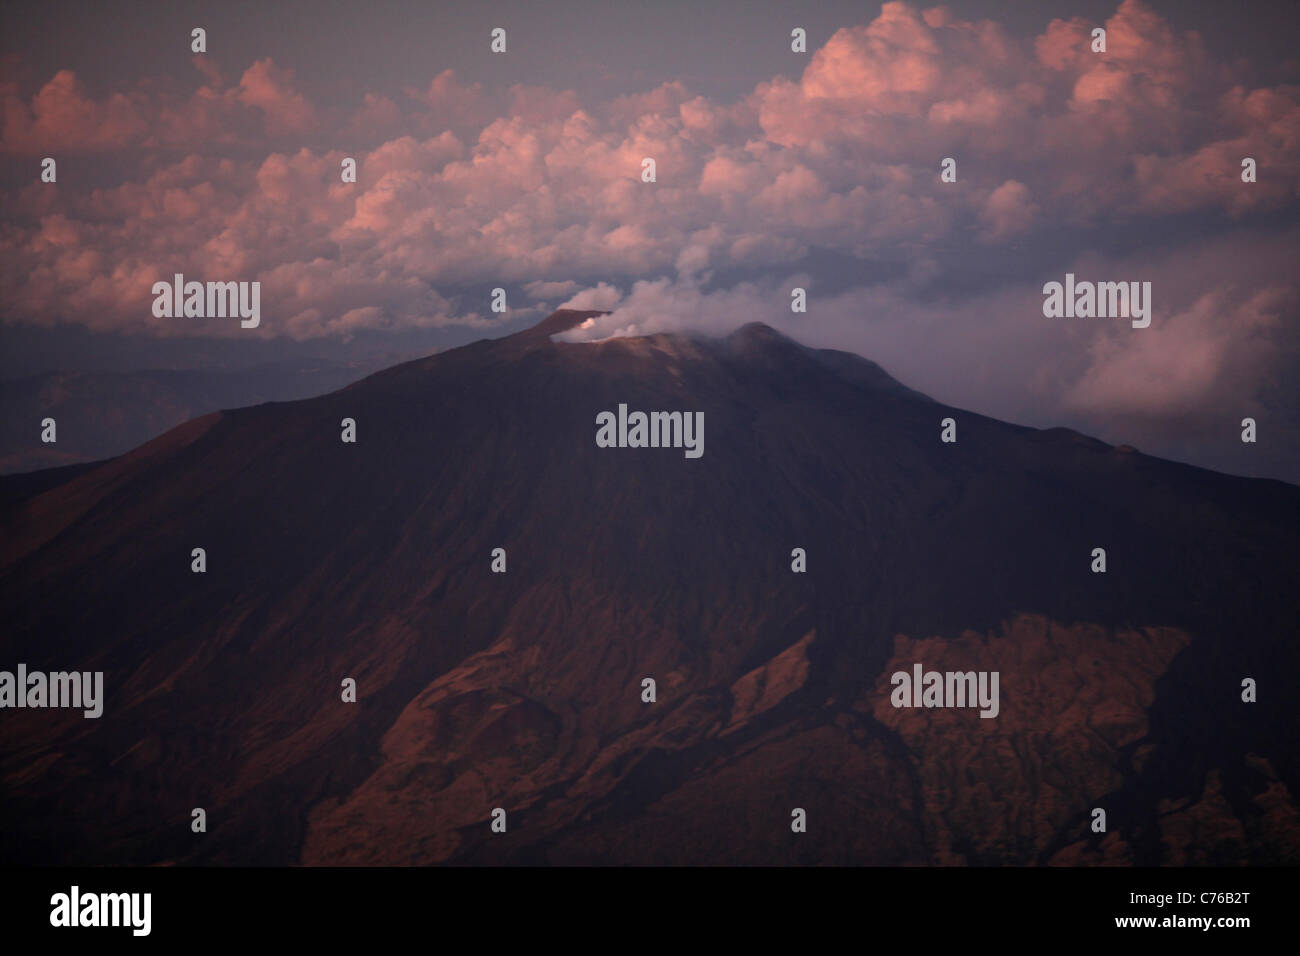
[1,311,1297,865]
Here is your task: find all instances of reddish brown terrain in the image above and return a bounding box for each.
[1,310,1297,865]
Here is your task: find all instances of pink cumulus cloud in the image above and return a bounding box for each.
[0,0,1295,353]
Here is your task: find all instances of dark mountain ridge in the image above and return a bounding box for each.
[0,359,384,476]
[1,310,1296,865]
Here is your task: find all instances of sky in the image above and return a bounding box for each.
[1,0,1297,481]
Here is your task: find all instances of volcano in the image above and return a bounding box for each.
[2,309,1297,866]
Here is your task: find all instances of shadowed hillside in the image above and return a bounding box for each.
[2,310,1296,865]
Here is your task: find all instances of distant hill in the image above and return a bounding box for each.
[0,362,382,474]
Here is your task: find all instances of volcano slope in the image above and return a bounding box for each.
[1,310,1297,866]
